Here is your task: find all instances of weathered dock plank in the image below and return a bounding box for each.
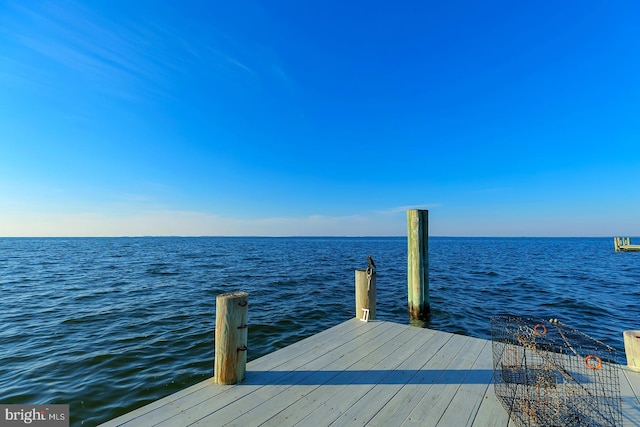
[421,340,494,427]
[620,367,640,426]
[362,333,477,426]
[282,327,442,427]
[101,319,640,427]
[194,322,406,426]
[99,319,376,427]
[254,325,428,426]
[399,337,489,427]
[623,364,640,403]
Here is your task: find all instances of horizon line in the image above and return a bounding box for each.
[0,235,627,239]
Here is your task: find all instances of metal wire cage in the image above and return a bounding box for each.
[490,315,622,427]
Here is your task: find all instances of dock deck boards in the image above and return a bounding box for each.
[100,319,640,426]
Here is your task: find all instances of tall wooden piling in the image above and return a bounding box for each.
[355,269,376,321]
[214,291,248,385]
[407,209,430,320]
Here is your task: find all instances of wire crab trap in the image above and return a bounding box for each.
[490,315,622,427]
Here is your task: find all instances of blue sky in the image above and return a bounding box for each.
[1,0,639,237]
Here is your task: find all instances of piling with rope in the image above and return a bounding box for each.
[355,261,376,321]
[214,291,249,385]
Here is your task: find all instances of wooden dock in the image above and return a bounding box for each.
[614,237,640,252]
[100,319,640,426]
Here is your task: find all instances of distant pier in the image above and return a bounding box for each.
[614,237,640,252]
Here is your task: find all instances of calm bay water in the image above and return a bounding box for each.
[0,237,638,426]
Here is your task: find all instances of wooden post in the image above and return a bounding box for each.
[624,330,640,372]
[214,291,248,385]
[355,269,376,321]
[614,237,621,252]
[407,209,430,320]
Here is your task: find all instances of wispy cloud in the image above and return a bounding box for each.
[1,1,255,103]
[1,0,296,108]
[226,57,254,74]
[2,1,165,101]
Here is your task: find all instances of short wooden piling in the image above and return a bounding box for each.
[624,330,640,372]
[355,269,376,321]
[214,291,248,385]
[407,209,430,320]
